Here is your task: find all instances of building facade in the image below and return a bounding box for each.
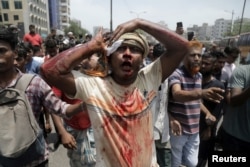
[0,0,50,39]
[59,0,70,30]
[212,18,231,39]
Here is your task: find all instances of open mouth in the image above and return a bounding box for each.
[121,62,133,72]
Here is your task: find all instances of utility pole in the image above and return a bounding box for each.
[224,10,235,33]
[239,0,246,35]
[110,0,113,32]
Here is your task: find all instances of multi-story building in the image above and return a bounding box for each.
[197,23,212,41]
[0,0,50,39]
[59,0,70,31]
[212,18,231,39]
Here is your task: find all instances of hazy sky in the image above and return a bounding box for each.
[71,0,250,33]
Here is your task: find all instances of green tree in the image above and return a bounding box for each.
[232,19,250,35]
[64,21,89,39]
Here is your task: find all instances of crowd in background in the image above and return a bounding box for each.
[0,19,249,167]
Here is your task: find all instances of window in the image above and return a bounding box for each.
[1,0,9,9]
[13,15,19,20]
[14,1,22,9]
[3,13,8,21]
[0,15,2,22]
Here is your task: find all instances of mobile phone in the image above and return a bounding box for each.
[177,22,183,28]
[188,31,194,41]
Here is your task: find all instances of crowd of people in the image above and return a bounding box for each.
[0,18,249,167]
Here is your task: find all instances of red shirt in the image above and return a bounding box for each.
[52,87,91,130]
[23,33,43,46]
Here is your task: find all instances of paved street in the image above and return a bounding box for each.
[47,131,70,167]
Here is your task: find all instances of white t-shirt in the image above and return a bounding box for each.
[71,58,162,167]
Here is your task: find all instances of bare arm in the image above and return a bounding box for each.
[171,84,202,102]
[230,87,250,106]
[110,18,189,81]
[200,103,216,125]
[171,84,224,103]
[44,109,52,133]
[51,114,77,150]
[168,112,182,136]
[40,30,107,96]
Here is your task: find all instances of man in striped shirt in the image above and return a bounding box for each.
[168,40,224,167]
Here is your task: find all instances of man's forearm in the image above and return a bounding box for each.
[41,43,94,76]
[230,87,250,106]
[172,89,202,102]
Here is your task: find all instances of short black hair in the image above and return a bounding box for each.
[29,24,35,29]
[17,47,28,59]
[45,38,57,49]
[202,52,217,63]
[0,26,18,50]
[16,42,33,59]
[51,28,56,32]
[224,46,240,55]
[210,51,226,59]
[153,43,166,58]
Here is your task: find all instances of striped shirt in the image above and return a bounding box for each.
[168,65,202,134]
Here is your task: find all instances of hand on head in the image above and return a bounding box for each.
[109,18,140,43]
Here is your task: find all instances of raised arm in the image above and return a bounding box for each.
[110,18,189,81]
[40,30,106,96]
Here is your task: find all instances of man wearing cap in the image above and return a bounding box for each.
[40,18,189,167]
[67,32,76,48]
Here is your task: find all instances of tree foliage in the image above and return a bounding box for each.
[64,21,89,38]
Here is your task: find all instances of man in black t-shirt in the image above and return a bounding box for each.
[197,52,225,167]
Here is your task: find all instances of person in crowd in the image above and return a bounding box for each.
[54,54,101,167]
[67,32,76,48]
[16,41,51,137]
[75,34,84,45]
[58,34,71,53]
[23,24,43,47]
[79,34,85,43]
[45,28,59,55]
[197,53,225,167]
[44,38,59,60]
[220,46,240,87]
[44,38,96,166]
[14,44,29,73]
[212,51,227,82]
[175,22,184,36]
[19,42,42,75]
[168,40,224,167]
[152,43,171,167]
[143,42,154,67]
[33,45,45,58]
[83,33,92,43]
[40,18,190,167]
[46,28,57,41]
[208,43,219,53]
[0,26,83,167]
[221,63,250,152]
